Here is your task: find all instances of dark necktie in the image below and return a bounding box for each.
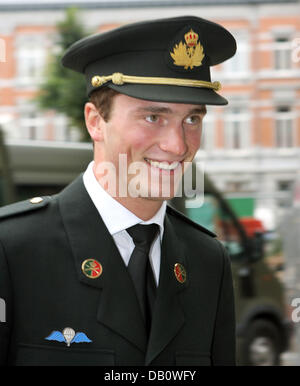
[126,224,159,334]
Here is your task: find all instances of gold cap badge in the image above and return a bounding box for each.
[82,259,103,279]
[170,29,205,70]
[174,263,187,284]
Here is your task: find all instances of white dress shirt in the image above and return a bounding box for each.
[83,161,166,286]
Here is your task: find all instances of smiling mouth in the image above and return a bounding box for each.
[144,158,181,171]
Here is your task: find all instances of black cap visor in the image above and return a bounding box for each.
[92,83,228,106]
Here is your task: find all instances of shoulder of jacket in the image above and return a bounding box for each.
[166,204,217,238]
[0,196,52,221]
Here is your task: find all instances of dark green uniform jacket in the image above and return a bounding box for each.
[0,176,235,366]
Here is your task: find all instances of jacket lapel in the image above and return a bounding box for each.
[58,176,147,352]
[145,209,188,365]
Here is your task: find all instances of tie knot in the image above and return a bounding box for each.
[127,223,159,250]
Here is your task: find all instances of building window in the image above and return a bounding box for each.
[20,112,38,139]
[19,111,45,140]
[54,114,73,141]
[274,37,291,70]
[277,180,293,192]
[224,107,250,149]
[16,36,46,86]
[223,35,249,76]
[275,106,294,148]
[277,180,293,208]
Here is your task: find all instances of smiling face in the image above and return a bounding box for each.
[85,93,206,203]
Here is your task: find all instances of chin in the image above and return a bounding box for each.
[139,183,180,201]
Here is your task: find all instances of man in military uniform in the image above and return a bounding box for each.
[0,16,236,366]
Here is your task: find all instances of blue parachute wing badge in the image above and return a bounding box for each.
[45,330,66,343]
[71,332,92,344]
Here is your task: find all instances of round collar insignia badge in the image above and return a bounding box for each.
[174,263,187,284]
[81,259,103,279]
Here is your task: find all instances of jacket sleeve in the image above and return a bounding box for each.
[211,241,236,366]
[0,239,12,365]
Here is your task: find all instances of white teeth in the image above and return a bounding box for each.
[145,158,180,170]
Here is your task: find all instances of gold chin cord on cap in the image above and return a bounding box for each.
[91,72,221,91]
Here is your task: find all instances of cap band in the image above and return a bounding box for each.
[91,72,221,91]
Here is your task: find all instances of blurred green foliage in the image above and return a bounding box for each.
[36,7,90,141]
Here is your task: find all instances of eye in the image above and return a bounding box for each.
[145,114,159,123]
[184,115,201,125]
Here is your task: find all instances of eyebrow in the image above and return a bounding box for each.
[189,107,207,115]
[134,105,207,115]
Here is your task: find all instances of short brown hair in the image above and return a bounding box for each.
[89,87,120,122]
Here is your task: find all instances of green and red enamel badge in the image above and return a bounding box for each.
[174,263,187,284]
[81,259,103,279]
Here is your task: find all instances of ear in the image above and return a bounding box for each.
[84,102,106,142]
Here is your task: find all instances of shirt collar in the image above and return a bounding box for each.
[83,161,166,239]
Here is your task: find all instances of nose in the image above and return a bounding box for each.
[159,124,187,157]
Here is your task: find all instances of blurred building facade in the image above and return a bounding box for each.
[0,0,300,228]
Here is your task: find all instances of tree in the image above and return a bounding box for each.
[36,8,90,141]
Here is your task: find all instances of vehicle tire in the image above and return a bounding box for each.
[239,319,281,366]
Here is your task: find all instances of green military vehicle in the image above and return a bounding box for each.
[0,139,292,365]
[171,167,292,365]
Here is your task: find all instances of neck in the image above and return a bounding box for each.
[93,162,164,220]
